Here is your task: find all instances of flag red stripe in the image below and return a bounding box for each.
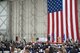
[56,12,59,43]
[48,13,50,41]
[61,11,64,42]
[70,0,74,40]
[52,13,54,42]
[65,0,68,39]
[75,0,80,42]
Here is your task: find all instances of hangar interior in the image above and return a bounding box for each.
[0,0,80,42]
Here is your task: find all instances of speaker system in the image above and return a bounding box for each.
[47,35,50,41]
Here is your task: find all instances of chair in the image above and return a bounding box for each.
[0,51,2,53]
[4,51,10,53]
[0,48,3,53]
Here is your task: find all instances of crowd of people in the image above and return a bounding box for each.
[0,39,80,53]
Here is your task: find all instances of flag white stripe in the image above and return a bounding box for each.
[54,12,57,43]
[58,11,61,39]
[50,13,52,41]
[67,0,72,39]
[72,0,77,41]
[63,0,66,41]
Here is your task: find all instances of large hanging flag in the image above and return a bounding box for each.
[47,0,80,43]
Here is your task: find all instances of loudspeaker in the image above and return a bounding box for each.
[36,38,39,41]
[47,35,50,41]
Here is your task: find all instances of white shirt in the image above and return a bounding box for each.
[19,50,24,53]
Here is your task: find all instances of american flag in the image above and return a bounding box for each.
[47,0,80,43]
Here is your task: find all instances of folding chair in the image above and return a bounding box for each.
[0,51,2,53]
[4,51,10,53]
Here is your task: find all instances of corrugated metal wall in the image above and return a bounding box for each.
[10,0,47,41]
